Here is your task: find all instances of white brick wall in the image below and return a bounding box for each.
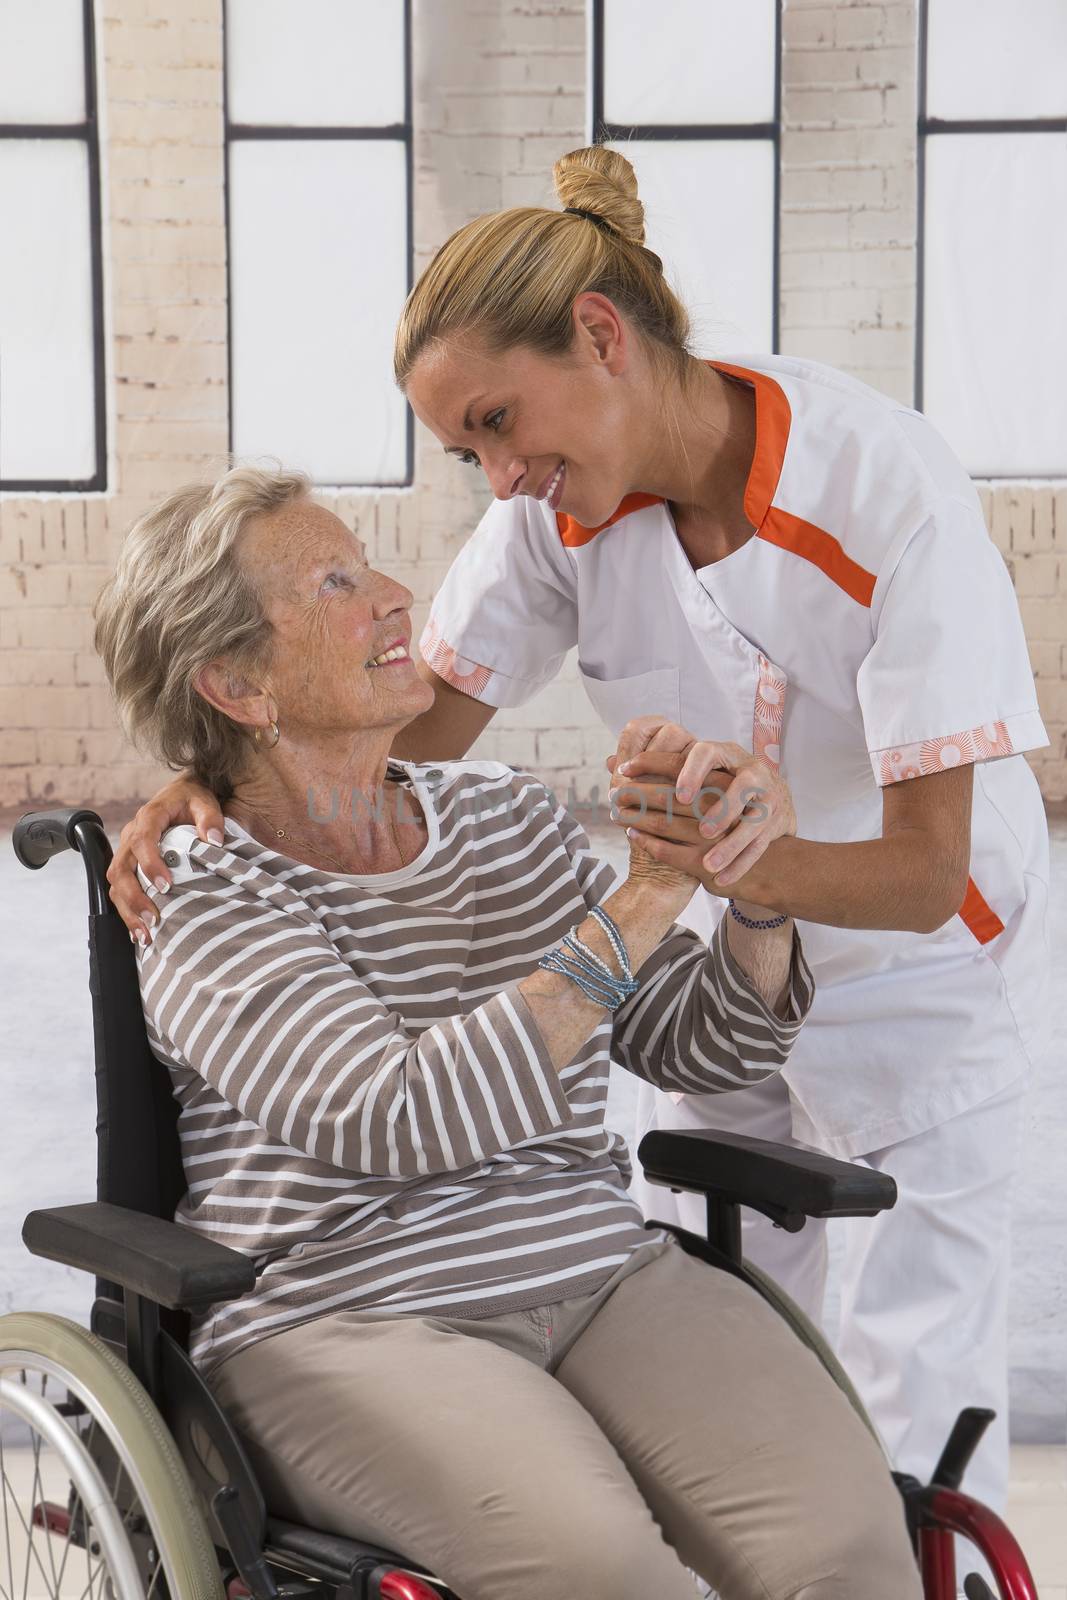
[1,0,1064,813]
[780,0,918,402]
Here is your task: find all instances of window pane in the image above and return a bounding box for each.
[923,133,1067,475]
[609,140,775,353]
[927,0,1067,121]
[229,140,408,484]
[603,0,776,125]
[0,140,96,482]
[0,0,85,123]
[226,0,404,127]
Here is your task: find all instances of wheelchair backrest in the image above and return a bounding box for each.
[15,808,188,1302]
[81,821,188,1225]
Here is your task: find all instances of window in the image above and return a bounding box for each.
[917,0,1067,476]
[224,0,413,486]
[590,0,780,353]
[0,0,105,490]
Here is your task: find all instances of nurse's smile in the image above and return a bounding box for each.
[403,303,652,529]
[535,459,566,510]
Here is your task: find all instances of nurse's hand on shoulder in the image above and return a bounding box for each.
[606,717,796,889]
[107,771,225,943]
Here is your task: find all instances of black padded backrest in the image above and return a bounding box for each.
[84,839,186,1222]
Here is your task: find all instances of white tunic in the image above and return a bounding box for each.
[421,353,1051,1157]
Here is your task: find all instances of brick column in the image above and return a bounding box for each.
[780,0,918,402]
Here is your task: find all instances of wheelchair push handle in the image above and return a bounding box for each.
[931,1406,996,1492]
[13,807,104,870]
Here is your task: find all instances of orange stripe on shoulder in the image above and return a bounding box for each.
[711,361,792,529]
[759,506,877,608]
[958,878,1005,945]
[556,492,663,549]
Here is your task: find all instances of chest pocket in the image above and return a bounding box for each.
[577,665,681,739]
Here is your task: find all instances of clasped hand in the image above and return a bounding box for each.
[606,715,797,896]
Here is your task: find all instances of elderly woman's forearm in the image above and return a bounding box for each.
[608,917,814,1094]
[724,906,795,1014]
[519,877,693,1068]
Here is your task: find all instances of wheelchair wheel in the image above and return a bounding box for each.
[0,1313,223,1600]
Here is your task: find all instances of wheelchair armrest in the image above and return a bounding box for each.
[638,1128,896,1231]
[23,1201,256,1311]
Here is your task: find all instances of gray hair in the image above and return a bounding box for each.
[94,464,310,802]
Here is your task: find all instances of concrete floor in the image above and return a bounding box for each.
[1,813,1064,1442]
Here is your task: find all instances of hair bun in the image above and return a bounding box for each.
[553,146,646,247]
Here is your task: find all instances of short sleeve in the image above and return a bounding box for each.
[420,495,578,709]
[856,498,1048,786]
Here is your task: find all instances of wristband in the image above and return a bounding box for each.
[727,899,788,931]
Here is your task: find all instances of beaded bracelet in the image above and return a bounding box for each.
[538,904,639,1011]
[728,898,788,931]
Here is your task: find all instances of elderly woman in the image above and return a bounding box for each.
[92,466,919,1600]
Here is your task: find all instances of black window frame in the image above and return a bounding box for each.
[0,0,107,493]
[916,0,1067,476]
[222,0,414,488]
[590,0,782,353]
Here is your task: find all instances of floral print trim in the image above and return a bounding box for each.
[420,618,493,700]
[753,653,787,772]
[877,722,1015,786]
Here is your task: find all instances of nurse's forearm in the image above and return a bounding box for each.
[391,664,497,760]
[722,833,968,934]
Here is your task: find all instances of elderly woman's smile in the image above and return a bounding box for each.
[367,640,412,668]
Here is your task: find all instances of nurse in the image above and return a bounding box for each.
[108,145,1049,1515]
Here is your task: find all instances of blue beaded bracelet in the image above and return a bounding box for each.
[728,899,788,931]
[538,904,639,1011]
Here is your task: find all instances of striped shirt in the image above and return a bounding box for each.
[135,758,814,1371]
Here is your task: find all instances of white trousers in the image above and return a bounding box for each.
[628,1072,1027,1515]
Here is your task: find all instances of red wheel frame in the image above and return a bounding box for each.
[919,1487,1038,1600]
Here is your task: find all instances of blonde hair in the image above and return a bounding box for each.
[393,146,692,386]
[93,465,309,802]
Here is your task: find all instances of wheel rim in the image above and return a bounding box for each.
[1,1365,160,1600]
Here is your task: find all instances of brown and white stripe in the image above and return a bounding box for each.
[135,759,813,1371]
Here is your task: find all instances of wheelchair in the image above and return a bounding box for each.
[1,805,1039,1600]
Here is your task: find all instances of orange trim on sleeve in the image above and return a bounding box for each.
[759,506,877,608]
[556,492,663,549]
[957,878,1005,945]
[420,618,494,700]
[877,723,1015,785]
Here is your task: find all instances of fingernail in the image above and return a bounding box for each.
[135,927,147,945]
[676,786,692,803]
[626,828,638,840]
[154,876,170,894]
[207,828,224,846]
[706,853,723,870]
[609,806,620,822]
[699,822,717,837]
[619,761,633,774]
[140,910,157,931]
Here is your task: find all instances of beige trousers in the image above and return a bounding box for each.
[209,1238,921,1600]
